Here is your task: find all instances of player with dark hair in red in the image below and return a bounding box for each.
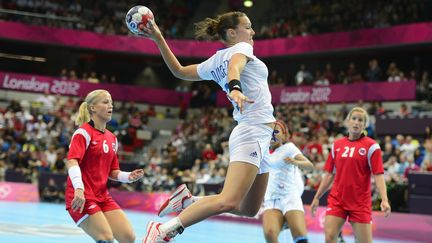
[311,107,391,243]
[66,89,144,243]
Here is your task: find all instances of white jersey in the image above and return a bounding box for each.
[197,42,275,124]
[264,142,305,200]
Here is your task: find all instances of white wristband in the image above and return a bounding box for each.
[68,165,84,190]
[117,171,131,183]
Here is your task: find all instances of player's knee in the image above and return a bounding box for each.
[116,232,136,243]
[95,231,114,242]
[324,232,338,242]
[263,227,279,241]
[216,196,239,213]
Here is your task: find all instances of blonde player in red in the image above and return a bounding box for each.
[311,107,391,243]
[66,89,144,243]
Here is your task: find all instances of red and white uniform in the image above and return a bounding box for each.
[324,135,384,223]
[65,122,120,225]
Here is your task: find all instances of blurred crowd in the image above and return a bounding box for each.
[269,60,431,102]
[57,56,431,104]
[250,0,431,39]
[0,0,198,39]
[1,0,431,39]
[2,93,431,212]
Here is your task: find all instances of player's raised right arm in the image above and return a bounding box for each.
[143,20,201,81]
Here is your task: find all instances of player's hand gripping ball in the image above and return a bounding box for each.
[125,5,154,35]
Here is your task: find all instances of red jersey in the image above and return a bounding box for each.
[65,122,120,205]
[324,135,383,211]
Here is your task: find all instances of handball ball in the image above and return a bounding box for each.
[125,5,154,35]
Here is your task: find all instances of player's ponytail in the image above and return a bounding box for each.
[195,17,219,40]
[194,11,246,41]
[75,101,90,126]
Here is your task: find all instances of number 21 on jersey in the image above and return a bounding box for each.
[342,146,355,158]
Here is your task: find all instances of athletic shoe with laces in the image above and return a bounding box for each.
[158,184,192,217]
[142,221,177,243]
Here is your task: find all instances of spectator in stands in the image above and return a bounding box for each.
[404,155,420,178]
[311,107,390,243]
[418,71,431,101]
[201,143,217,162]
[59,68,68,80]
[295,64,314,86]
[365,59,382,82]
[140,11,280,242]
[0,159,6,181]
[36,91,56,112]
[69,70,78,80]
[392,134,405,150]
[323,64,335,84]
[145,105,157,117]
[386,62,399,78]
[388,70,402,82]
[400,135,418,159]
[314,71,330,86]
[87,71,99,83]
[398,103,410,117]
[384,155,402,183]
[65,89,144,243]
[41,178,62,202]
[346,62,362,83]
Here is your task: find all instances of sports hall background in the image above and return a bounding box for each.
[0,0,432,242]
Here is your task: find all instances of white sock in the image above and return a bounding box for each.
[160,217,184,233]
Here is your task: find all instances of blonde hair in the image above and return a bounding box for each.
[194,11,246,41]
[75,89,109,126]
[346,106,370,127]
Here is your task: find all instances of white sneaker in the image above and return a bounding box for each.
[142,221,175,243]
[158,184,192,217]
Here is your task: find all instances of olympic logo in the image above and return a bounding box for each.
[0,184,12,199]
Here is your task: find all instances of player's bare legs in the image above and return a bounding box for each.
[324,215,345,243]
[80,212,114,242]
[235,171,268,216]
[178,161,260,227]
[285,210,308,240]
[262,209,284,243]
[351,222,372,243]
[105,209,135,243]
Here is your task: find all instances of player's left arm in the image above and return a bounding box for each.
[227,53,254,113]
[109,169,144,183]
[370,143,391,217]
[108,137,144,183]
[285,154,314,171]
[374,173,391,217]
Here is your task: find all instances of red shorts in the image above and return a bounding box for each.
[326,198,372,224]
[67,196,120,225]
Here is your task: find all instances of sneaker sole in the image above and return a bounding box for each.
[143,221,156,243]
[157,184,187,217]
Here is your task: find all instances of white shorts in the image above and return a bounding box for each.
[229,123,273,174]
[263,193,305,215]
